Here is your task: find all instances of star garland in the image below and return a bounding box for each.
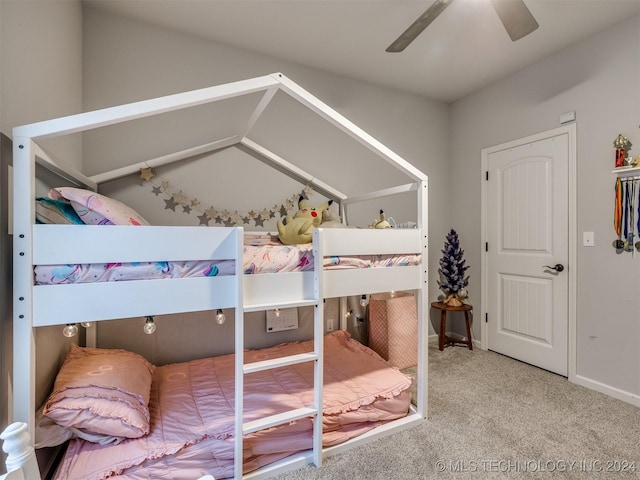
[139,167,313,227]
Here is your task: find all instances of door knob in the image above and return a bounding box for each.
[543,263,564,272]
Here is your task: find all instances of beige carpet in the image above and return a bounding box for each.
[269,344,640,479]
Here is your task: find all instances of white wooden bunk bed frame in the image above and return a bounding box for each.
[2,72,428,480]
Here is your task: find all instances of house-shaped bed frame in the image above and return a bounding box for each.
[4,73,429,480]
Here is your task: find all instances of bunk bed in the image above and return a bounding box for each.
[3,73,429,480]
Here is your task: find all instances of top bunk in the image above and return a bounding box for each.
[13,73,429,321]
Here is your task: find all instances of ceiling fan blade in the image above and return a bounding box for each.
[490,0,539,41]
[386,0,455,53]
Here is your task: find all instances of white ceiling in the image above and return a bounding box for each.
[83,0,640,103]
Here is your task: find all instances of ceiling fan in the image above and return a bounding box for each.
[386,0,539,52]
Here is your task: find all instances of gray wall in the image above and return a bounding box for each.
[82,7,450,233]
[0,0,83,459]
[451,14,640,401]
[0,0,83,169]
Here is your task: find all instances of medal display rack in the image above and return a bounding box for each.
[612,170,640,253]
[612,166,640,178]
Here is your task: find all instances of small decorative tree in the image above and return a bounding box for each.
[438,229,469,306]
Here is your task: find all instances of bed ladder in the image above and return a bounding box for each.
[233,231,324,479]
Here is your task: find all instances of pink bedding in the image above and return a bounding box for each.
[53,331,412,480]
[34,233,421,285]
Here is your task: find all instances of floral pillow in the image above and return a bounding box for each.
[49,187,150,226]
[43,344,155,441]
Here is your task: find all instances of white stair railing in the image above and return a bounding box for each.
[1,423,40,480]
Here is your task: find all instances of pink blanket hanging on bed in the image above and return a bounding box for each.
[53,331,412,480]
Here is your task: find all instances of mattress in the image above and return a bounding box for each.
[34,233,421,285]
[52,331,412,480]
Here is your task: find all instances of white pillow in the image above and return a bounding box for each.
[49,187,150,226]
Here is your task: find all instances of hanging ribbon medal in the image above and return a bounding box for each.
[624,180,628,238]
[636,179,640,251]
[627,179,635,252]
[613,177,624,249]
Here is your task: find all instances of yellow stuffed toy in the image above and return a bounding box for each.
[277,196,333,244]
[371,209,392,229]
[320,205,347,228]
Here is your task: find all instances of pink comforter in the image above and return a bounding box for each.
[53,331,412,480]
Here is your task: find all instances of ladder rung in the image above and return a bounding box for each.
[243,407,318,435]
[244,352,319,374]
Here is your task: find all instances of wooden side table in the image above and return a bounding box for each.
[431,301,473,351]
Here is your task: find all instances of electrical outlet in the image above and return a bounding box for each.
[266,308,298,332]
[326,318,334,332]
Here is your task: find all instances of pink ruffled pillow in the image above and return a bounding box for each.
[43,344,155,441]
[49,187,150,226]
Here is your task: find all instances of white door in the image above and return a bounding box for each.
[485,130,569,376]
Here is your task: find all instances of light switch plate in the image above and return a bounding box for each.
[583,231,594,247]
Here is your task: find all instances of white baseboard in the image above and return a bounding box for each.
[434,334,639,408]
[429,332,481,346]
[572,374,640,408]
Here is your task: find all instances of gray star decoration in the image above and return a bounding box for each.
[164,197,178,211]
[143,174,314,227]
[197,213,210,226]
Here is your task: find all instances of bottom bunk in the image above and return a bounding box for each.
[34,330,413,480]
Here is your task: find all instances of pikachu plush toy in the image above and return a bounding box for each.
[277,196,333,245]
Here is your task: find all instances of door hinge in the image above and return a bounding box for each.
[485,313,488,323]
[485,242,488,252]
[485,171,489,181]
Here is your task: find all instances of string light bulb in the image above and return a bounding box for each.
[62,323,78,338]
[215,309,226,325]
[359,294,369,307]
[80,322,93,328]
[143,316,156,335]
